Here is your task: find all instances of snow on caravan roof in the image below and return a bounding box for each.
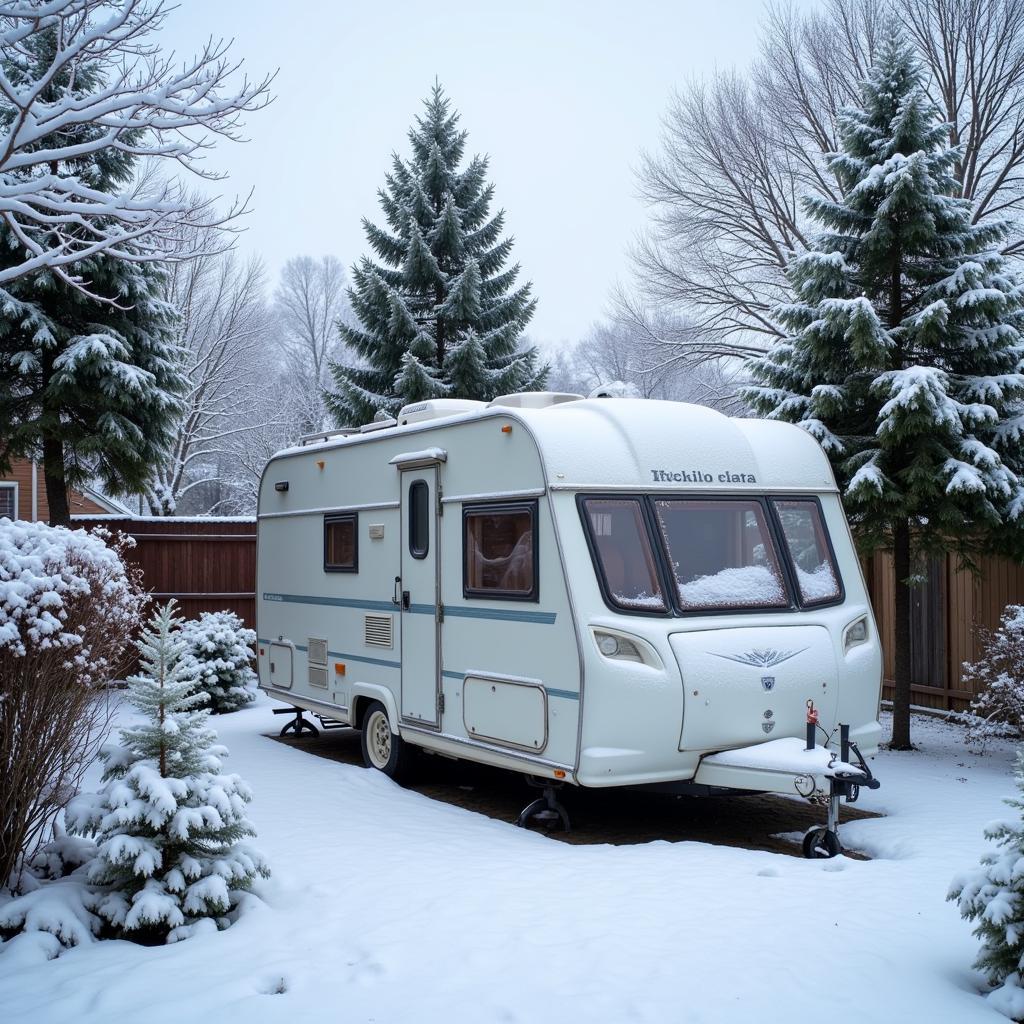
[514,398,838,492]
[272,398,837,493]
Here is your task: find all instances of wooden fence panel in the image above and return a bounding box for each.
[72,516,257,629]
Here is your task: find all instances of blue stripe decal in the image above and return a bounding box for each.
[262,592,396,612]
[328,649,400,669]
[262,592,557,625]
[546,688,580,701]
[440,605,557,625]
[441,669,465,681]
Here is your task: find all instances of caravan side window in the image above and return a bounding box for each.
[463,502,538,601]
[324,513,358,572]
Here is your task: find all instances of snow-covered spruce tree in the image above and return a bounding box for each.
[963,606,1024,749]
[181,610,257,714]
[327,83,545,423]
[0,24,185,526]
[950,750,1024,1018]
[67,601,268,943]
[744,28,1024,750]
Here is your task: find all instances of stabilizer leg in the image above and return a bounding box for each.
[516,779,570,832]
[273,706,320,738]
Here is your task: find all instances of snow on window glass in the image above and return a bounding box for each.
[654,500,788,611]
[583,498,666,612]
[773,500,841,605]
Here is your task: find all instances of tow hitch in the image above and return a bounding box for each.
[801,712,881,859]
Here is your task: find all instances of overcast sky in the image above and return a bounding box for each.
[162,0,784,348]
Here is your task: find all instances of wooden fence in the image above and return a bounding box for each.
[73,516,257,629]
[864,549,1024,712]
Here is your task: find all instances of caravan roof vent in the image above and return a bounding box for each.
[487,392,584,410]
[397,398,486,425]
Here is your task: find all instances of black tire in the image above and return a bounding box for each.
[802,827,842,859]
[359,701,413,781]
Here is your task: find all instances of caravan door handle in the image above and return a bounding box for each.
[392,576,401,606]
[401,590,410,611]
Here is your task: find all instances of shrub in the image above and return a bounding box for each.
[180,610,257,713]
[963,605,1024,749]
[0,520,144,892]
[950,749,1024,1020]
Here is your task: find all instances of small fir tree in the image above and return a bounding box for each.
[0,25,185,525]
[744,28,1024,749]
[181,610,258,714]
[328,83,545,423]
[67,601,268,943]
[950,751,1024,1016]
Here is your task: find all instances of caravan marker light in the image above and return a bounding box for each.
[843,616,869,652]
[501,424,512,434]
[334,662,346,676]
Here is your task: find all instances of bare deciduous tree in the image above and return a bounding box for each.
[144,219,270,515]
[0,0,273,298]
[273,255,352,434]
[554,307,746,414]
[637,0,1024,352]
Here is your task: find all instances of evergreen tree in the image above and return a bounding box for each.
[744,28,1024,750]
[950,749,1024,1012]
[328,84,545,423]
[181,610,258,714]
[67,601,268,943]
[0,26,185,525]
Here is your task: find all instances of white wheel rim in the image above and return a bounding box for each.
[368,711,392,769]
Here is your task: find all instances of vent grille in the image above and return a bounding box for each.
[364,614,394,648]
[307,637,328,667]
[308,665,328,688]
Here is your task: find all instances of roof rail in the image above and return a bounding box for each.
[299,427,359,446]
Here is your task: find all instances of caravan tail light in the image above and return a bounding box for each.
[843,616,869,653]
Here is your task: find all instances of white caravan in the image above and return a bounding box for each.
[256,394,882,857]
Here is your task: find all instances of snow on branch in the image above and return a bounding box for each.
[0,0,273,292]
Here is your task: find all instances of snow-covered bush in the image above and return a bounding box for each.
[0,519,144,891]
[180,610,257,713]
[962,606,1024,749]
[949,749,1024,1020]
[66,601,268,944]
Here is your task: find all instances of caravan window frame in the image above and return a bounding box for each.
[576,496,671,617]
[462,500,539,602]
[323,512,358,573]
[578,492,845,617]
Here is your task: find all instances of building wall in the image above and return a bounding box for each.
[0,457,113,521]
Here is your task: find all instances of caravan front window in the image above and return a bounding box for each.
[654,499,788,611]
[581,498,667,612]
[773,499,841,605]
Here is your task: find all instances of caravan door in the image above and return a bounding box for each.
[399,467,441,727]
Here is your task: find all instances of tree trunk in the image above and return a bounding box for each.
[42,434,70,527]
[890,517,914,750]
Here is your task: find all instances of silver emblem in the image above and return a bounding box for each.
[761,675,775,691]
[711,647,808,668]
[762,709,775,733]
[762,721,775,734]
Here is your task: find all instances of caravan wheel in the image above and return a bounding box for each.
[360,702,412,781]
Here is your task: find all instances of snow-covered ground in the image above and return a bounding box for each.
[1,697,1015,1023]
